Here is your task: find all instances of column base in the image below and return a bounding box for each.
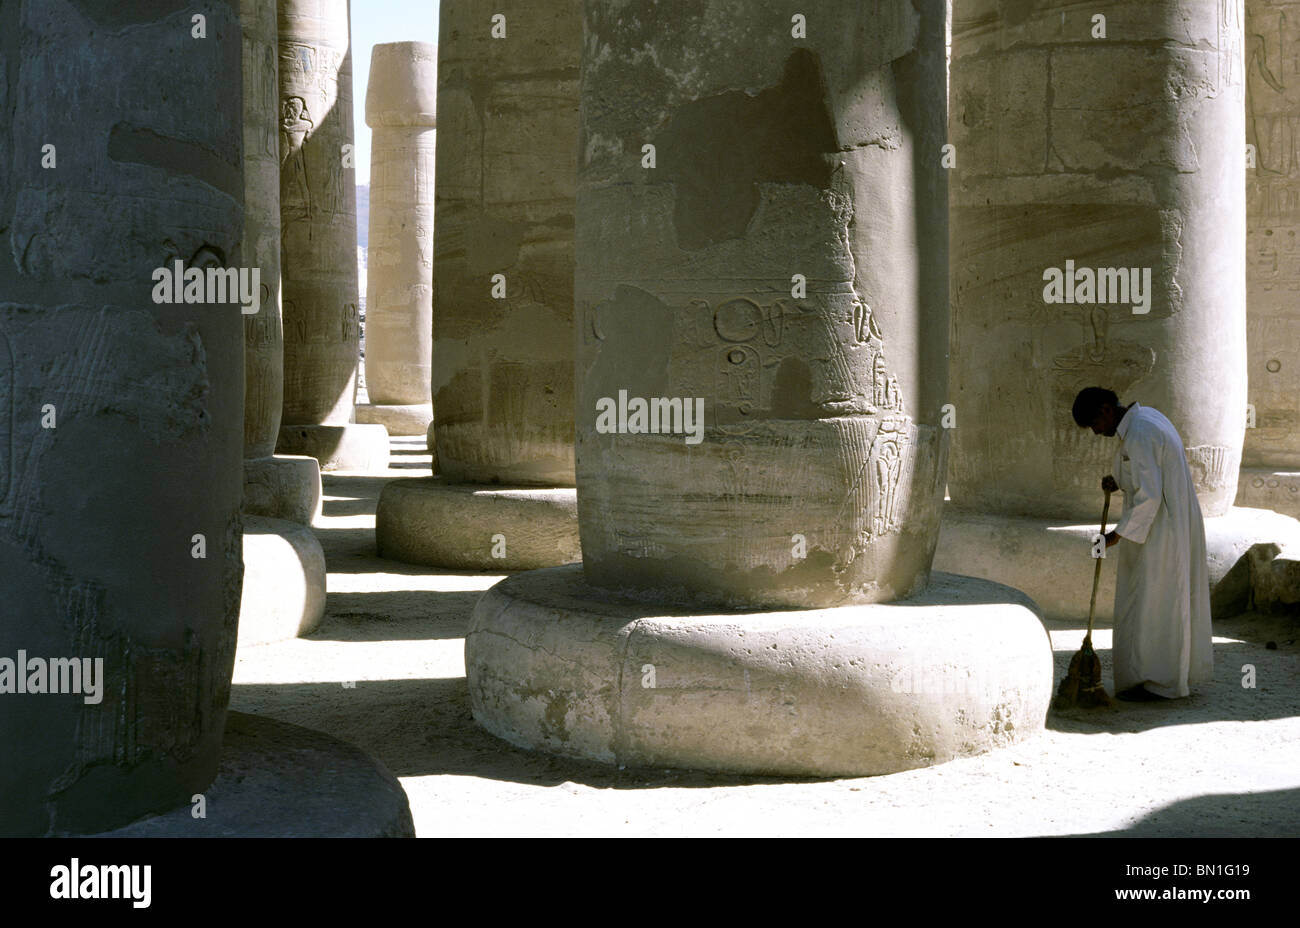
[1236,467,1300,520]
[466,565,1052,777]
[932,503,1300,621]
[277,423,390,472]
[243,454,322,524]
[355,402,432,437]
[92,712,414,837]
[1214,538,1300,615]
[239,516,326,648]
[376,478,579,570]
[1248,543,1300,613]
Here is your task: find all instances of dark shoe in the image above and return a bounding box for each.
[1116,685,1163,702]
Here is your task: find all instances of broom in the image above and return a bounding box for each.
[1054,488,1114,710]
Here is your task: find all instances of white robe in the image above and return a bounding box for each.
[1111,403,1213,698]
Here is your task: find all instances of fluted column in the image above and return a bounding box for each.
[239,0,326,648]
[935,0,1300,621]
[948,0,1247,521]
[275,0,388,470]
[575,3,950,608]
[1240,0,1300,518]
[465,1,1054,778]
[0,0,244,835]
[355,41,437,437]
[374,2,581,569]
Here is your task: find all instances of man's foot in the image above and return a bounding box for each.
[1116,685,1164,702]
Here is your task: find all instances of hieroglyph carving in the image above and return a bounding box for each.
[279,94,315,222]
[871,416,908,536]
[1186,444,1234,490]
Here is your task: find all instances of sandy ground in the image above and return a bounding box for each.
[229,437,1300,837]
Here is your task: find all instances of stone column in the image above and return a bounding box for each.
[1240,0,1300,519]
[0,0,245,835]
[935,0,1300,620]
[375,2,581,569]
[275,0,388,470]
[355,42,436,438]
[239,0,326,648]
[465,0,1053,777]
[244,0,285,467]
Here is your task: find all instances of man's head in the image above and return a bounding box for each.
[1072,387,1123,436]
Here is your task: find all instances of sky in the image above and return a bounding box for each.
[350,1,440,182]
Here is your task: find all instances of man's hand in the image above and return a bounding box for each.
[1104,531,1120,548]
[1101,474,1119,494]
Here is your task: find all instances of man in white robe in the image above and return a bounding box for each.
[1071,388,1214,701]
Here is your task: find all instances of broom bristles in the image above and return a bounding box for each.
[1054,638,1112,710]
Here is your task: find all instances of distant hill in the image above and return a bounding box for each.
[355,184,369,248]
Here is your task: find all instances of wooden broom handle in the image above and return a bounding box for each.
[1086,490,1113,640]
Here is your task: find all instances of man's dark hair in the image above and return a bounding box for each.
[1072,387,1119,427]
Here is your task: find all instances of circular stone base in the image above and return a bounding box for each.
[243,454,322,524]
[355,402,433,437]
[376,478,579,570]
[1244,541,1300,612]
[277,423,390,472]
[239,516,327,648]
[1236,467,1300,520]
[91,712,414,837]
[466,565,1052,777]
[932,503,1300,621]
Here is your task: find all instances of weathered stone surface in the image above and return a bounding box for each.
[1246,542,1300,613]
[241,0,284,460]
[377,479,579,570]
[934,505,1300,621]
[277,0,364,435]
[238,516,326,647]
[949,0,1248,519]
[95,712,415,837]
[355,401,433,437]
[364,41,435,411]
[576,1,950,608]
[373,4,578,567]
[277,422,389,472]
[1236,466,1300,520]
[431,0,578,486]
[467,566,1051,777]
[1213,536,1300,615]
[0,1,244,835]
[243,453,322,524]
[464,1,1052,779]
[1245,0,1300,472]
[236,1,327,654]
